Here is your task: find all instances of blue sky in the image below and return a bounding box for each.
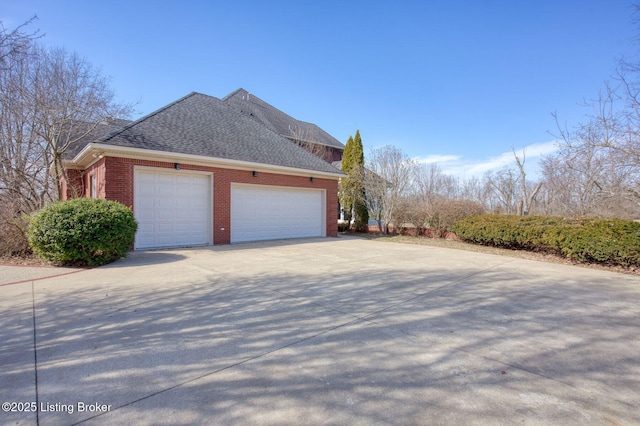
[2,1,637,178]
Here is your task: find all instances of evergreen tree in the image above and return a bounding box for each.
[352,130,369,231]
[339,136,355,225]
[352,130,364,165]
[342,136,355,173]
[338,131,368,231]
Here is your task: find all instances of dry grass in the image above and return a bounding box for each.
[360,234,640,276]
[0,254,50,267]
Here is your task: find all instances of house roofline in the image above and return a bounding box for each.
[98,92,200,143]
[66,143,346,179]
[284,135,344,150]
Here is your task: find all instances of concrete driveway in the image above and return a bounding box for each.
[1,236,639,425]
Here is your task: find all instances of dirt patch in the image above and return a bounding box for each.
[0,254,51,267]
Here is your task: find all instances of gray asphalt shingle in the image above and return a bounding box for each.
[78,92,343,175]
[222,88,345,150]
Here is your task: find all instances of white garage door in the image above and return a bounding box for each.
[231,184,325,243]
[134,169,212,249]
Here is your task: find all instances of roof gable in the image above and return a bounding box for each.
[222,89,345,150]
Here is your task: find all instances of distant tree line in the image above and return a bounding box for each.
[356,127,640,236]
[352,6,640,233]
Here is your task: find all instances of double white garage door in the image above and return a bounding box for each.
[230,184,325,243]
[134,169,325,249]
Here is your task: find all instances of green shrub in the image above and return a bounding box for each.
[452,215,563,250]
[542,218,640,266]
[452,214,640,267]
[28,198,137,266]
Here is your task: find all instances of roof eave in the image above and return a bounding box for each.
[66,143,346,179]
[284,135,344,150]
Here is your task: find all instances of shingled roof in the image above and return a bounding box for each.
[69,92,343,175]
[64,118,133,159]
[222,88,345,150]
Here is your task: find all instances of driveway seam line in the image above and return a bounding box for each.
[69,258,514,425]
[1,269,88,287]
[70,316,365,425]
[31,281,40,426]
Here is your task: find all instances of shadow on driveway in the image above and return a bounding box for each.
[1,238,638,424]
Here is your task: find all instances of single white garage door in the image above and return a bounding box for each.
[231,184,325,243]
[134,169,212,249]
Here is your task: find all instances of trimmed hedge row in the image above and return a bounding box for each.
[28,198,137,266]
[451,215,640,267]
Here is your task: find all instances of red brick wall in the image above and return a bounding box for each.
[99,156,339,245]
[104,157,134,208]
[82,158,107,198]
[61,161,107,200]
[62,170,84,200]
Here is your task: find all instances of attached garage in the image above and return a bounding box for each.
[62,91,344,248]
[134,168,212,249]
[231,184,326,243]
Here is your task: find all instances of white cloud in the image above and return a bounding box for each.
[415,154,461,164]
[426,140,561,179]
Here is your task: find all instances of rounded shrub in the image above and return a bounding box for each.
[28,198,137,266]
[452,214,640,267]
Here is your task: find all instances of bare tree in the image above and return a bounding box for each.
[0,17,48,213]
[1,21,133,210]
[0,17,46,254]
[541,122,640,218]
[546,31,640,218]
[483,168,519,214]
[0,16,41,67]
[0,48,50,213]
[413,163,459,204]
[288,123,333,162]
[365,145,416,234]
[29,46,132,199]
[459,176,492,209]
[512,149,542,215]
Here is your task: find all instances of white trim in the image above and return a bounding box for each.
[68,143,344,179]
[90,174,97,199]
[231,181,327,195]
[133,166,214,249]
[134,165,214,179]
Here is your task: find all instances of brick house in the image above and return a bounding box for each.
[61,89,345,249]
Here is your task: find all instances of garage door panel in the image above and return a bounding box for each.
[134,170,212,249]
[231,185,325,243]
[156,197,174,207]
[190,211,208,221]
[156,210,174,221]
[136,236,154,248]
[137,209,155,220]
[137,225,154,236]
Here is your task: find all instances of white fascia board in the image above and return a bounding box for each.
[67,143,346,179]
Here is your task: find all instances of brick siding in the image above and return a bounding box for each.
[68,156,339,245]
